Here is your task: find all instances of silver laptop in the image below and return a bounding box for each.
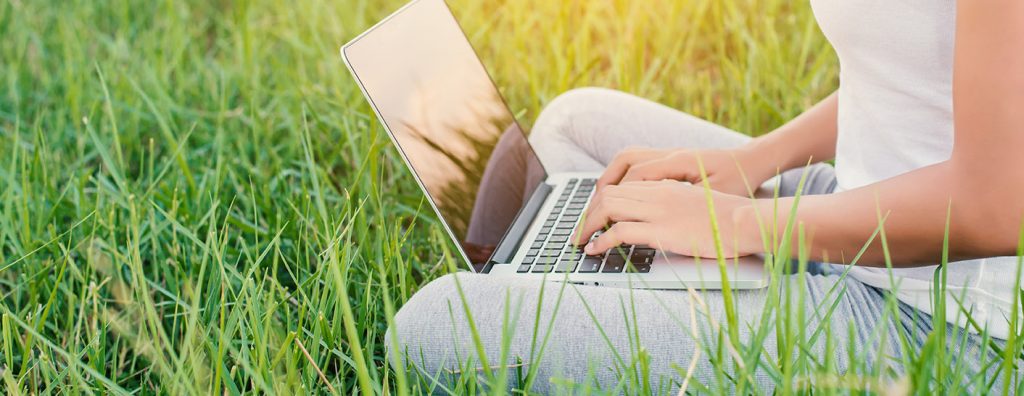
[341,0,766,289]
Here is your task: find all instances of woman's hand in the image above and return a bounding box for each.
[595,146,775,197]
[571,180,758,258]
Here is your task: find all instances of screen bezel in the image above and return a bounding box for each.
[340,0,550,271]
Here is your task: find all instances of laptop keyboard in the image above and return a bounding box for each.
[516,178,657,275]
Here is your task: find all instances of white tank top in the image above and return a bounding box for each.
[812,0,1019,339]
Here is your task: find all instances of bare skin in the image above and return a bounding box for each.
[574,0,1024,266]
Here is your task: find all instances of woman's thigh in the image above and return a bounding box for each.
[528,87,751,173]
[389,272,901,393]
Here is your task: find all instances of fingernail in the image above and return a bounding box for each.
[584,242,594,254]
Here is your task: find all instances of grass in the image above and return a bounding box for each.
[0,0,1021,394]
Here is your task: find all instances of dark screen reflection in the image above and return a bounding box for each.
[345,0,546,264]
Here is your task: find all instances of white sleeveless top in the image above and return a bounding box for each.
[812,0,1019,339]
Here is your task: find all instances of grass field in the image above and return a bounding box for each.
[2,0,1022,394]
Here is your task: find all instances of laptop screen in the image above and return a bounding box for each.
[344,0,547,266]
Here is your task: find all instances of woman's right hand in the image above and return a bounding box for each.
[595,145,775,197]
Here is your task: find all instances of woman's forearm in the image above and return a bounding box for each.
[735,160,1024,266]
[734,1,1024,266]
[741,92,839,180]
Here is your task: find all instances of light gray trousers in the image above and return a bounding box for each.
[389,88,1001,393]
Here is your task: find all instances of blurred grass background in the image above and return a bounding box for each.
[0,0,838,393]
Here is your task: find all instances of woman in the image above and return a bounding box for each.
[389,0,1024,391]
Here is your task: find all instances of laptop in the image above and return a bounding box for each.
[341,0,767,289]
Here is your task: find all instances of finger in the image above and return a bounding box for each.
[594,154,638,191]
[621,154,699,184]
[572,196,656,244]
[602,180,670,195]
[595,148,662,191]
[619,158,671,184]
[574,182,666,244]
[584,222,651,255]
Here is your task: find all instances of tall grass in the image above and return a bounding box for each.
[0,0,1019,394]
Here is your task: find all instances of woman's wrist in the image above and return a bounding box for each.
[733,141,781,188]
[730,199,769,255]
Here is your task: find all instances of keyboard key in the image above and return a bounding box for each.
[554,260,578,273]
[526,249,539,257]
[631,251,654,265]
[580,178,596,185]
[536,256,558,265]
[532,265,554,273]
[517,264,532,273]
[540,249,561,257]
[627,264,651,273]
[567,203,585,210]
[522,257,535,264]
[549,235,569,243]
[539,227,552,235]
[531,242,543,249]
[560,252,583,261]
[633,248,656,258]
[603,254,626,273]
[607,248,630,261]
[543,220,555,227]
[578,256,603,273]
[557,221,576,229]
[564,209,582,216]
[552,228,571,236]
[544,242,563,251]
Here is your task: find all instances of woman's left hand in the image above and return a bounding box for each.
[571,180,757,258]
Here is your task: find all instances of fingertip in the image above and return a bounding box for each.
[585,235,607,255]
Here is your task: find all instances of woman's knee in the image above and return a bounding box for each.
[530,87,621,143]
[387,273,496,375]
[387,274,455,372]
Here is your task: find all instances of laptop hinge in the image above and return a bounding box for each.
[485,182,553,271]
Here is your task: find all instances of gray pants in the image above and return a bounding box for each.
[389,88,1002,393]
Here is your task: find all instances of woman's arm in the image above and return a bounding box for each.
[594,93,839,197]
[742,92,839,182]
[575,1,1024,265]
[735,0,1024,265]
